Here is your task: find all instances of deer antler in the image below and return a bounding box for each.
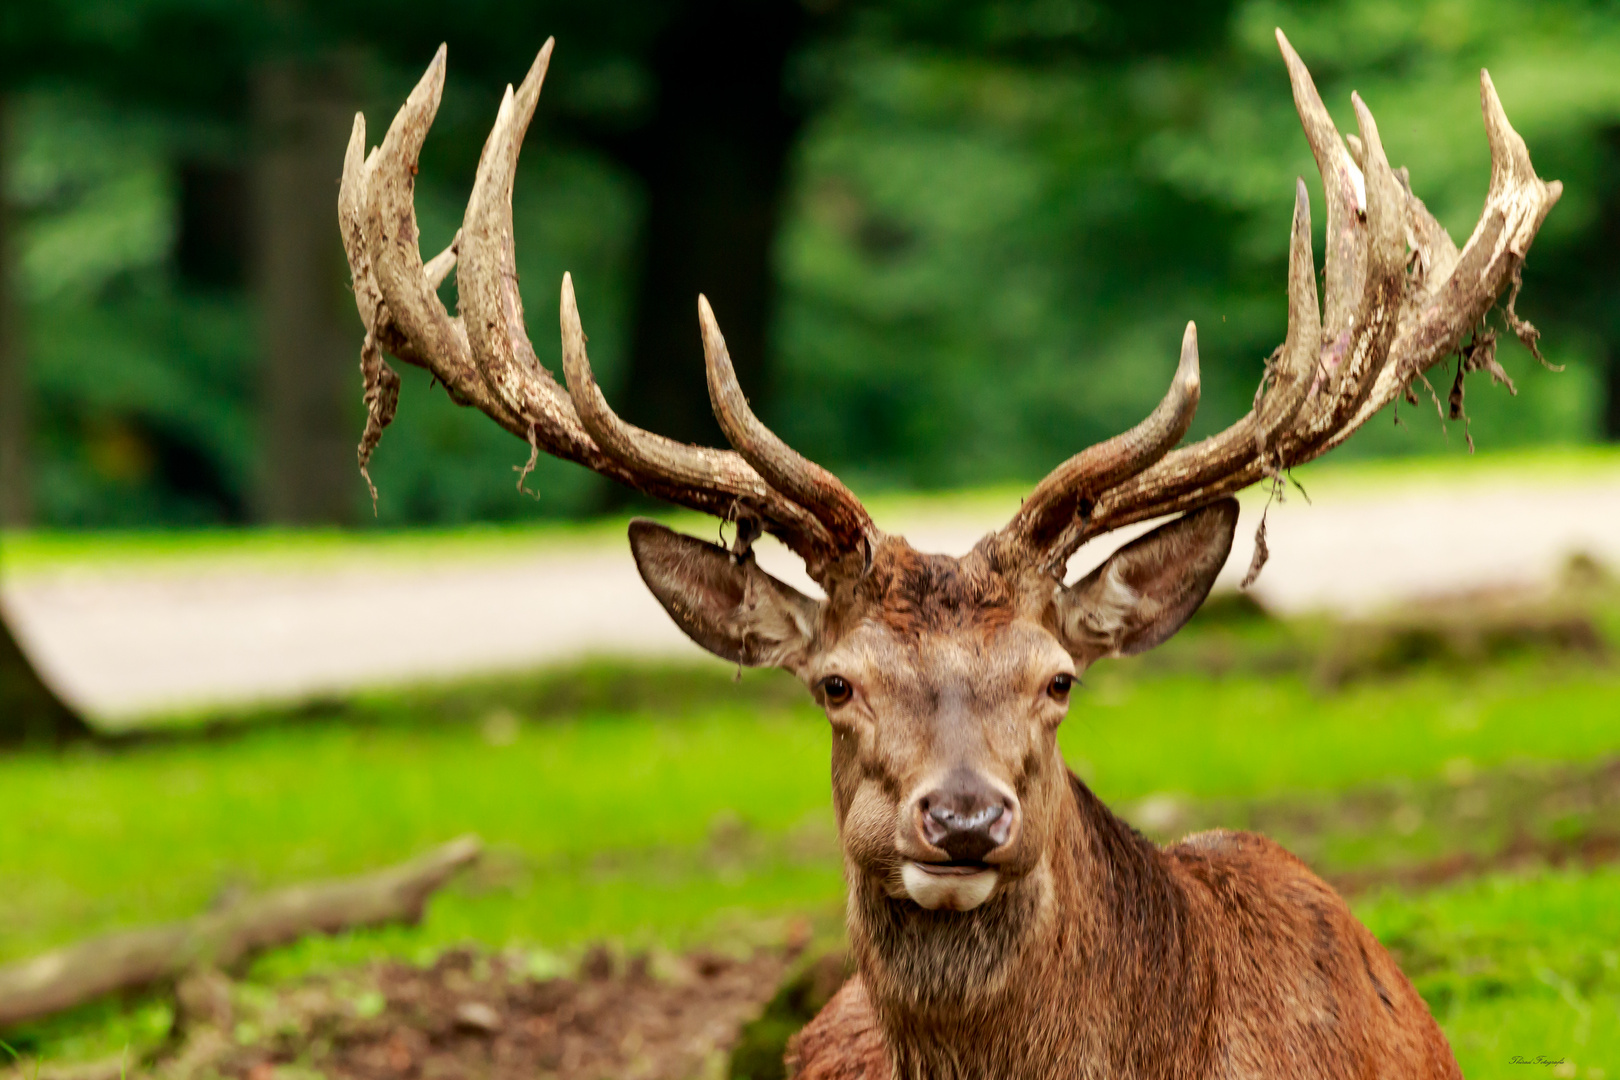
[337,42,871,578]
[341,33,1557,588]
[1000,30,1561,572]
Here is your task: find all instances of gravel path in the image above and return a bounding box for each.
[6,472,1619,725]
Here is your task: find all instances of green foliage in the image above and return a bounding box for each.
[7,0,1620,526]
[773,0,1620,490]
[4,75,643,525]
[8,89,256,524]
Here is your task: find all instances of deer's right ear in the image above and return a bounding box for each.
[628,519,820,671]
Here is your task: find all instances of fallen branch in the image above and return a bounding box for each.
[0,836,481,1029]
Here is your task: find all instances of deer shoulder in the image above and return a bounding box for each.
[1165,829,1463,1080]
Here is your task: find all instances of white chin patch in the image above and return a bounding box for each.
[901,862,999,911]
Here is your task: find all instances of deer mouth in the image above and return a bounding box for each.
[901,859,999,911]
[910,860,992,876]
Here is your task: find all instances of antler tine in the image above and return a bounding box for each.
[1288,88,1408,444]
[1271,33,1406,448]
[338,114,380,334]
[1063,38,1560,544]
[1323,68,1562,449]
[700,296,877,559]
[559,275,837,560]
[455,43,844,566]
[361,47,522,426]
[1482,70,1541,206]
[1001,322,1201,564]
[1275,28,1363,344]
[1267,178,1324,434]
[460,39,592,445]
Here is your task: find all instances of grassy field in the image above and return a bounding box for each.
[1361,869,1620,1074]
[5,658,1619,960]
[3,460,1620,1077]
[3,644,1618,1075]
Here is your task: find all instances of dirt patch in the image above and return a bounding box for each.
[1129,757,1620,896]
[1329,828,1620,896]
[75,945,796,1080]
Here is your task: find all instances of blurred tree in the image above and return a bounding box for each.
[175,161,251,291]
[1142,0,1620,449]
[608,0,808,451]
[4,0,1620,534]
[0,0,831,515]
[775,0,1620,492]
[301,0,824,472]
[1597,163,1620,440]
[253,56,362,524]
[0,93,28,527]
[1541,123,1620,440]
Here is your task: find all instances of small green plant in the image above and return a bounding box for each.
[1,1037,44,1080]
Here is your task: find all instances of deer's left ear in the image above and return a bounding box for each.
[628,519,820,672]
[1051,498,1239,665]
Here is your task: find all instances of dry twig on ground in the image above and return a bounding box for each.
[0,836,481,1030]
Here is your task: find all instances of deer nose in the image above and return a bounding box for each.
[916,771,1017,862]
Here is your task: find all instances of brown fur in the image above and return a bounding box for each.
[629,504,1458,1079]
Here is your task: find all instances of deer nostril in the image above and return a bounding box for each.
[929,804,1002,830]
[915,776,1017,861]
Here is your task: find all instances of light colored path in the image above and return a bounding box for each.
[5,471,1619,725]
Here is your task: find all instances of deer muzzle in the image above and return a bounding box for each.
[899,769,1020,911]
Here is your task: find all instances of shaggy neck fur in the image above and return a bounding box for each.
[849,772,1217,1080]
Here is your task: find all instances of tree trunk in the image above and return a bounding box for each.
[1595,127,1620,442]
[254,58,361,525]
[1607,351,1620,441]
[612,0,806,452]
[0,93,30,529]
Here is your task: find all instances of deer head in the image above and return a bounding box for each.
[339,27,1558,1021]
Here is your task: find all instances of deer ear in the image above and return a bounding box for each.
[1052,498,1238,665]
[628,519,820,671]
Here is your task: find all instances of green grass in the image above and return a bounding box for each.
[1069,660,1620,800]
[1,586,1616,1070]
[0,516,650,578]
[3,659,1616,971]
[1358,868,1620,1080]
[0,698,838,964]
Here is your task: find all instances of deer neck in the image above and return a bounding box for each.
[850,772,1214,1080]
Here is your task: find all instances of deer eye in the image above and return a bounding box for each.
[819,675,853,707]
[1047,673,1076,701]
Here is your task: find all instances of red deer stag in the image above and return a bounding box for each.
[339,30,1559,1080]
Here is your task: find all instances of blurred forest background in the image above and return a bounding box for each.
[1,0,1618,533]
